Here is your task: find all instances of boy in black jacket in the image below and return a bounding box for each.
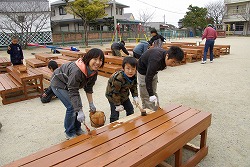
[148,28,165,48]
[137,46,184,111]
[111,40,130,56]
[7,37,24,65]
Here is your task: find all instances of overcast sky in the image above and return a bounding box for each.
[49,0,222,26]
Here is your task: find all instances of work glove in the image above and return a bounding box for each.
[77,109,85,123]
[115,105,124,112]
[149,95,158,106]
[133,96,140,106]
[89,102,96,112]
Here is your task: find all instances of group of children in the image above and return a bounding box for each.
[5,29,184,140]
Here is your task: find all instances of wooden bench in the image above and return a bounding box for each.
[58,49,85,58]
[200,44,230,55]
[3,104,211,167]
[0,57,11,73]
[6,65,43,101]
[181,48,203,62]
[52,59,70,67]
[98,63,122,78]
[32,67,53,82]
[182,45,221,58]
[58,55,78,61]
[0,73,24,104]
[25,58,47,68]
[35,53,58,62]
[104,55,123,66]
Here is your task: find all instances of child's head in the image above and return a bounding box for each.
[120,40,125,46]
[165,46,184,67]
[11,37,19,44]
[48,60,58,72]
[150,28,157,37]
[122,57,137,77]
[82,48,105,71]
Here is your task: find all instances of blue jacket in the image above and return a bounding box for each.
[133,41,149,57]
[7,43,24,65]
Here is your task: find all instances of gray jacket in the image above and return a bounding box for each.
[50,61,97,112]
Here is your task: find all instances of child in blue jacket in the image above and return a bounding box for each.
[7,37,24,65]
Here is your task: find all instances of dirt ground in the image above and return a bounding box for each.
[0,37,249,166]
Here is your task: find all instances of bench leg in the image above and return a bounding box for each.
[200,129,207,149]
[175,148,182,167]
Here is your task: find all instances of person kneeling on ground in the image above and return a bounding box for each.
[40,60,58,103]
[105,57,139,123]
[137,46,184,111]
[111,40,130,57]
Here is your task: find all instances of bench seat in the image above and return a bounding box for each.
[98,63,122,77]
[25,58,47,68]
[4,104,211,167]
[58,50,85,58]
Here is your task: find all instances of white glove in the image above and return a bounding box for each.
[77,109,85,123]
[149,95,158,106]
[89,102,96,112]
[115,105,124,112]
[133,96,140,106]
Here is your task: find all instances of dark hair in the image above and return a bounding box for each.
[122,56,138,69]
[48,60,58,71]
[82,48,105,68]
[150,28,157,34]
[120,40,125,45]
[167,46,184,62]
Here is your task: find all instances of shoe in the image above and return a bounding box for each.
[76,129,85,136]
[201,61,206,64]
[65,134,76,140]
[210,60,213,63]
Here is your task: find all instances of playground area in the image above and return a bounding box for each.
[0,36,249,166]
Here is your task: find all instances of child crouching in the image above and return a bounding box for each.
[105,57,139,123]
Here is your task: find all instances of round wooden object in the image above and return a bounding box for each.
[18,66,27,72]
[89,111,106,128]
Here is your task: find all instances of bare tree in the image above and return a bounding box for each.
[205,0,225,24]
[0,1,51,48]
[138,9,155,26]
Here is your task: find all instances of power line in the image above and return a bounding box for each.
[135,0,185,14]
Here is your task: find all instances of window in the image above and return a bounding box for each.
[51,9,56,17]
[60,24,69,32]
[119,8,123,15]
[59,6,67,15]
[116,8,118,15]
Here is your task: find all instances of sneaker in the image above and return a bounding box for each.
[210,60,213,63]
[201,61,206,64]
[76,129,85,136]
[65,134,77,140]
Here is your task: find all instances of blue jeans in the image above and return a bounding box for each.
[203,39,215,61]
[51,86,81,137]
[109,98,134,123]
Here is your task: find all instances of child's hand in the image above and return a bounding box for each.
[8,46,11,50]
[115,105,124,112]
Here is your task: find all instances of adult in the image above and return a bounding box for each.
[132,41,149,59]
[50,48,105,140]
[201,24,218,64]
[111,41,129,57]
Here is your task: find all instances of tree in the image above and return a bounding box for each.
[205,0,225,24]
[182,5,211,36]
[65,0,108,46]
[0,1,51,48]
[138,9,155,26]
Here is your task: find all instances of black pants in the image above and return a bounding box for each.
[109,98,134,123]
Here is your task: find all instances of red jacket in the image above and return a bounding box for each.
[202,27,217,40]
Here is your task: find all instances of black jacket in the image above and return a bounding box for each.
[111,42,129,55]
[148,34,165,46]
[138,48,167,96]
[7,43,24,65]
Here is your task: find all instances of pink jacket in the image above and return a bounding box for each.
[202,27,217,40]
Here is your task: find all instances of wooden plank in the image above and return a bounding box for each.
[1,73,18,89]
[107,112,211,167]
[58,55,78,61]
[35,53,58,62]
[25,58,46,68]
[0,74,12,90]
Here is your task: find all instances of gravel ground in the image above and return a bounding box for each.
[0,36,249,166]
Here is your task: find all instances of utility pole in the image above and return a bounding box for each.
[113,0,118,42]
[163,14,165,24]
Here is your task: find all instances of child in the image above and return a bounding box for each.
[137,46,184,111]
[7,37,24,65]
[111,40,130,57]
[105,57,139,123]
[148,28,165,48]
[40,60,58,103]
